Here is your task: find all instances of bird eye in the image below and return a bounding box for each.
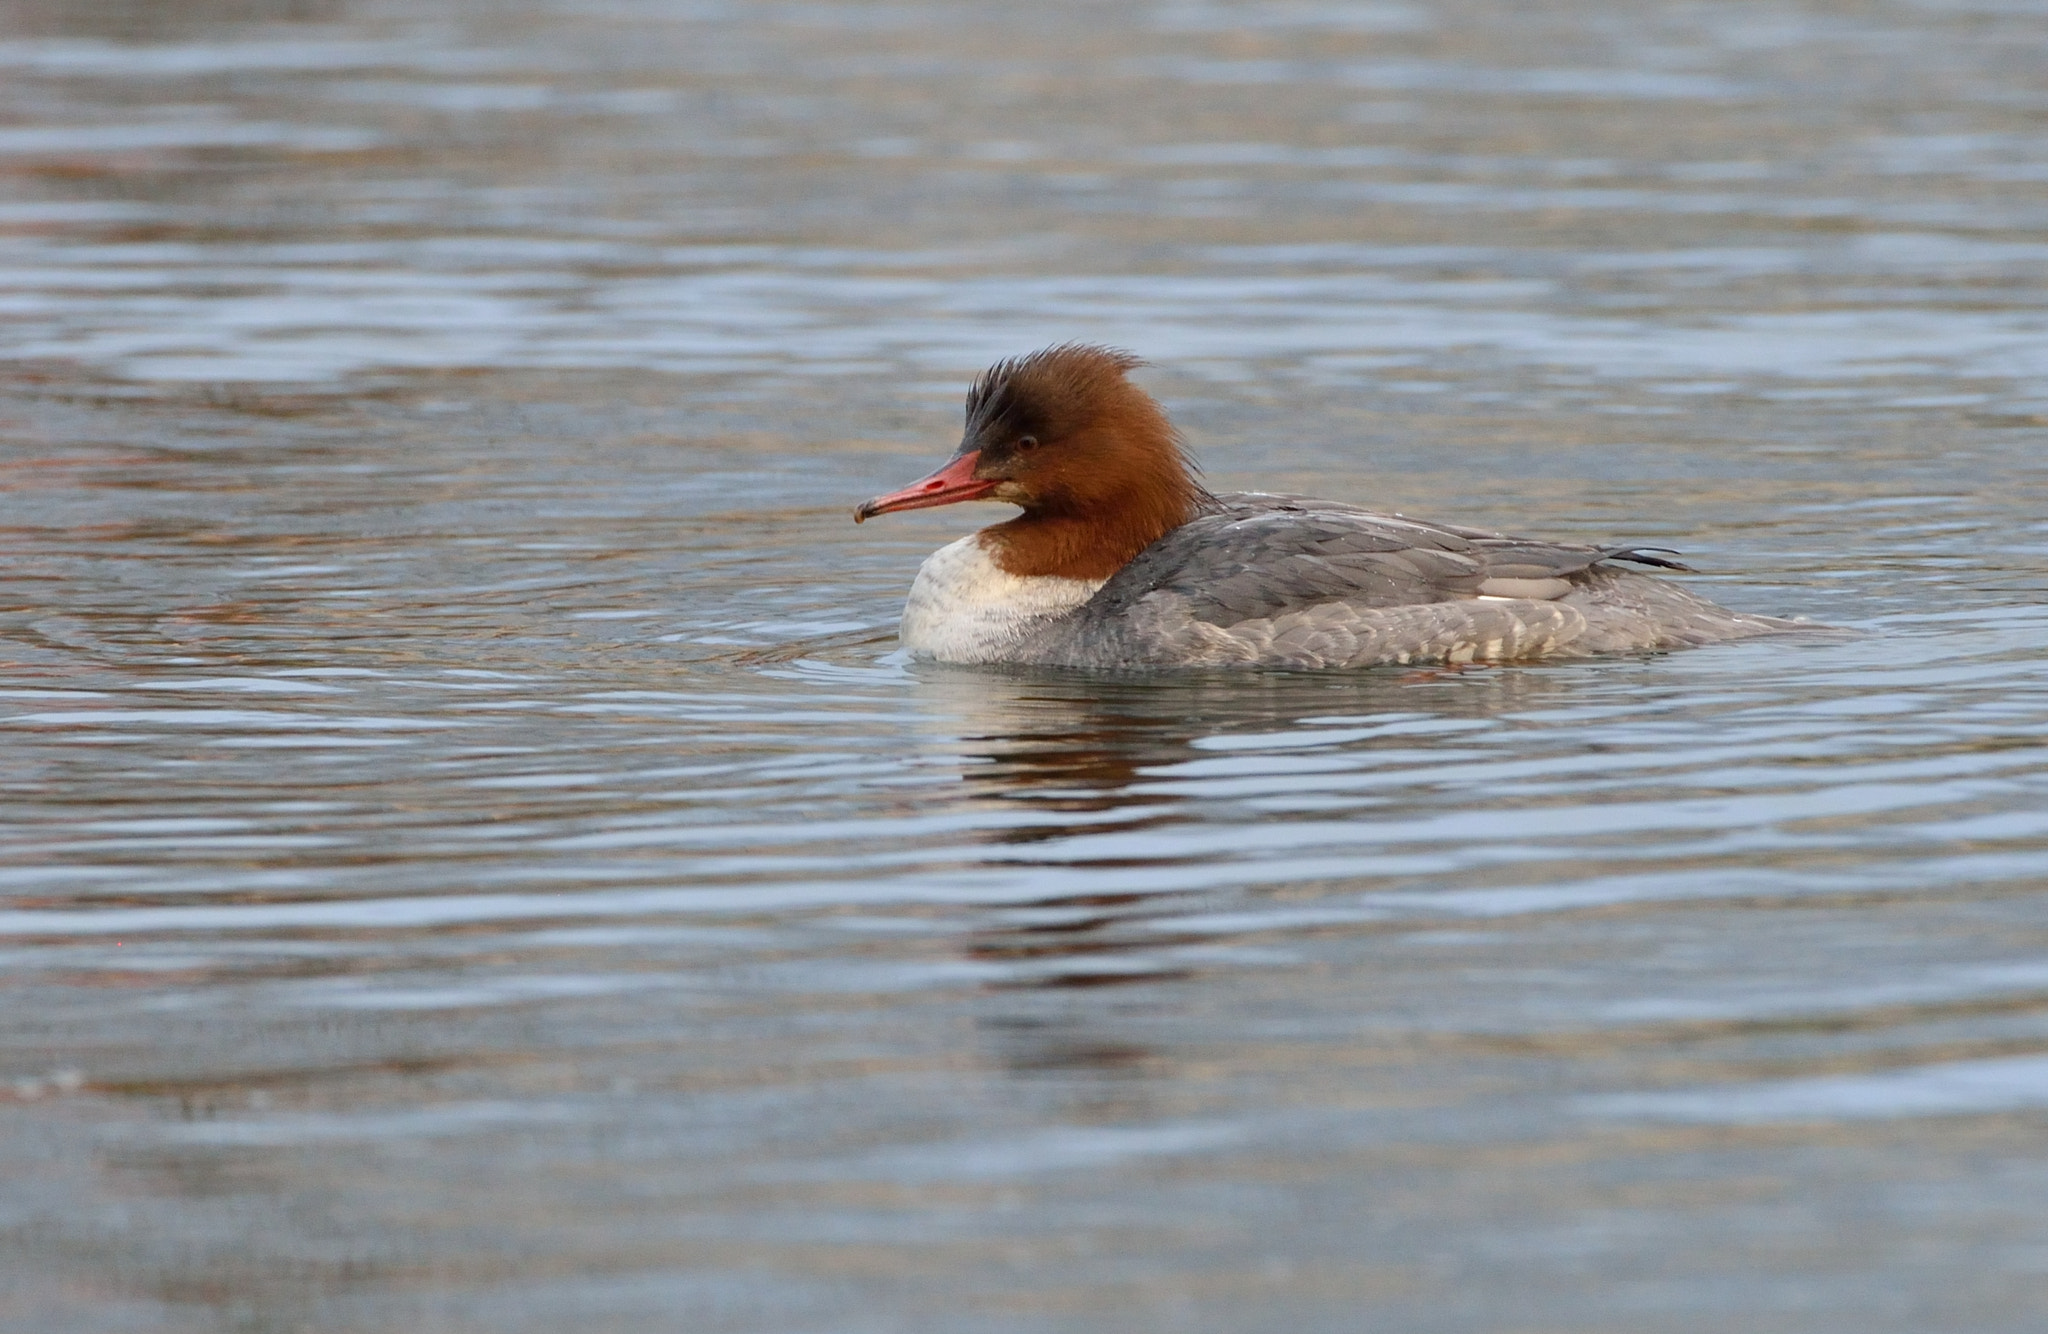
[1016,435,1039,451]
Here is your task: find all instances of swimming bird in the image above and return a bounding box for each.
[854,344,1801,669]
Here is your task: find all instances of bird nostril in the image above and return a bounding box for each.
[924,481,942,491]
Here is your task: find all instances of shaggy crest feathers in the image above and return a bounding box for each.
[965,343,1147,444]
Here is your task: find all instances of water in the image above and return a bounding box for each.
[4,0,2048,1329]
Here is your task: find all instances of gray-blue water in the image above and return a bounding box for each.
[4,0,2048,1329]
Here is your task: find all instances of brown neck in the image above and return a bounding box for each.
[981,476,1208,580]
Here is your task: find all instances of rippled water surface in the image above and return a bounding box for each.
[5,0,2048,1329]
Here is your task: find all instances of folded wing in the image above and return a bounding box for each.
[1089,494,1683,623]
[1044,494,1783,670]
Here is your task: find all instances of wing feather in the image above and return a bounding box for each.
[1088,493,1668,628]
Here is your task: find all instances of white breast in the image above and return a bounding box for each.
[899,535,1105,664]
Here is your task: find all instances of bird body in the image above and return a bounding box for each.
[858,346,1802,671]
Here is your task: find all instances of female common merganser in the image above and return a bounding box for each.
[854,344,1801,670]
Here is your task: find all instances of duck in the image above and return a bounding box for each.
[853,344,1802,670]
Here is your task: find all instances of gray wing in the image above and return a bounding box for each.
[1085,493,1687,625]
[1029,493,1789,670]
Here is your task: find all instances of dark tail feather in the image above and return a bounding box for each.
[1598,545,1695,573]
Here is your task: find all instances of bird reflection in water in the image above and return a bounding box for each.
[912,663,1586,998]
